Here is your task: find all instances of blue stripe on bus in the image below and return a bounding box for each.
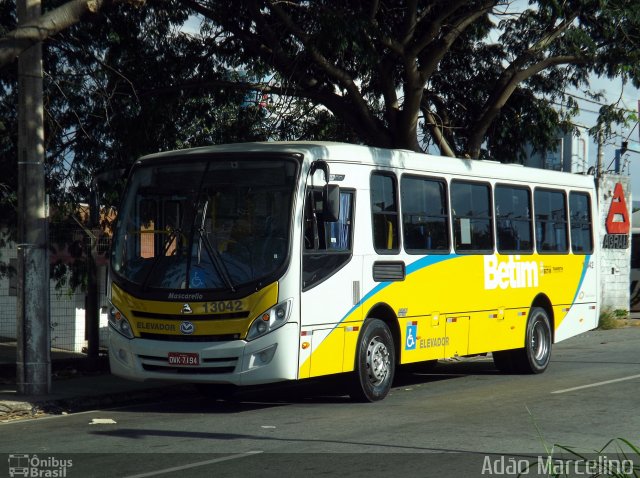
[337,254,458,324]
[335,253,590,326]
[570,254,592,306]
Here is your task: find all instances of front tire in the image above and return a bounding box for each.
[350,319,395,402]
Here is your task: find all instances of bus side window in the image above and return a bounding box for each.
[302,189,355,290]
[370,172,399,253]
[569,192,593,254]
[451,180,493,253]
[495,185,533,253]
[534,189,568,253]
[304,189,353,252]
[401,175,450,253]
[304,189,326,250]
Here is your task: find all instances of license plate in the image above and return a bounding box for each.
[168,352,200,366]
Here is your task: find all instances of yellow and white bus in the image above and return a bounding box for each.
[108,142,599,401]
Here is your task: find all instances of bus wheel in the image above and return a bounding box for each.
[515,307,552,374]
[350,319,395,402]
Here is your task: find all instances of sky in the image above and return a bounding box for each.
[571,77,640,202]
[497,1,640,202]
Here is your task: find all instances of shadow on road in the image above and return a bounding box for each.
[115,358,502,415]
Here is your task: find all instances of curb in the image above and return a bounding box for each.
[0,384,193,421]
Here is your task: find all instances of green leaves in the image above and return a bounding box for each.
[2,0,639,215]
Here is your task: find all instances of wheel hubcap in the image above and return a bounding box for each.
[366,336,391,385]
[531,318,549,363]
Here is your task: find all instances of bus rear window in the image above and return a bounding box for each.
[569,192,593,254]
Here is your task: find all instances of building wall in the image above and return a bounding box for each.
[0,239,109,353]
[597,174,632,312]
[524,128,589,173]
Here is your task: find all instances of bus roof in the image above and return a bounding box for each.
[137,141,596,190]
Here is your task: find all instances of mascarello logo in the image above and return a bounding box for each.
[180,321,195,335]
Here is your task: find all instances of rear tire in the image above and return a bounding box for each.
[511,307,552,374]
[493,307,552,374]
[350,319,395,402]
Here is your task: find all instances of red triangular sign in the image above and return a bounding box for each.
[605,182,630,234]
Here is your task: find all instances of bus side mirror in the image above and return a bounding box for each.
[323,184,340,222]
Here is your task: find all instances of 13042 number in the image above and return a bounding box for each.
[203,300,244,313]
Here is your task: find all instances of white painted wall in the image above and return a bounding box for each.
[0,240,109,353]
[597,174,632,312]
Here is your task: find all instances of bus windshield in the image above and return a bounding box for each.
[111,157,298,291]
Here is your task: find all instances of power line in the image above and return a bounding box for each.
[562,90,638,114]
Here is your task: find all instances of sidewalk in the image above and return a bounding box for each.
[0,353,188,421]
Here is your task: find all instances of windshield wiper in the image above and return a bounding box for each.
[197,226,236,292]
[193,199,235,292]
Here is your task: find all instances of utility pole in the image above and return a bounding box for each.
[86,185,99,368]
[596,128,604,177]
[16,0,51,395]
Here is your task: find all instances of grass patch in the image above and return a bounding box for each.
[599,309,629,330]
[526,407,640,477]
[528,438,640,477]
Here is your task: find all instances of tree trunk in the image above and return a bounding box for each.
[0,0,108,69]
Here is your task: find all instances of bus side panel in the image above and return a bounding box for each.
[399,315,446,362]
[309,328,344,377]
[298,256,363,377]
[550,254,598,342]
[467,310,508,356]
[444,315,469,357]
[355,252,595,364]
[502,308,529,350]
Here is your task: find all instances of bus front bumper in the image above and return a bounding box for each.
[108,322,299,386]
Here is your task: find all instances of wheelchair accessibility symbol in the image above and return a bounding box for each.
[405,323,417,350]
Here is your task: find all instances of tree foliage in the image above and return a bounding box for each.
[178,0,640,160]
[0,0,638,233]
[0,0,354,281]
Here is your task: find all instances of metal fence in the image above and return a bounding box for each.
[0,224,110,364]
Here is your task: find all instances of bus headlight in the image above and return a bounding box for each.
[246,298,293,341]
[108,303,134,339]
